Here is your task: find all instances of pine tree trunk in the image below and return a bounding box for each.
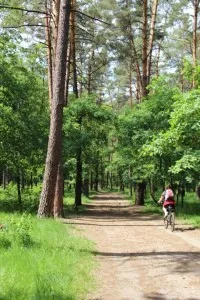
[147,0,158,84]
[142,0,148,97]
[38,0,71,217]
[192,0,199,88]
[129,63,133,106]
[70,0,78,97]
[45,0,53,107]
[75,146,82,206]
[54,161,64,217]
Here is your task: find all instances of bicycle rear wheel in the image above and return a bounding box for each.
[169,212,175,232]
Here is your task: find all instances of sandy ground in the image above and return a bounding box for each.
[64,192,200,300]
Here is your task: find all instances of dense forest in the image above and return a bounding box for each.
[1,0,200,214]
[0,0,200,299]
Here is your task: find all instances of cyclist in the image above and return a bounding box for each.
[158,185,175,218]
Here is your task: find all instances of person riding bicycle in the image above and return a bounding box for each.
[158,185,175,218]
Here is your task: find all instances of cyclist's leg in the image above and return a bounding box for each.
[163,206,168,218]
[164,214,168,228]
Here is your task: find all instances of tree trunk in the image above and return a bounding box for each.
[75,145,82,206]
[38,0,71,217]
[100,157,104,190]
[52,0,61,67]
[135,0,148,201]
[16,173,22,212]
[192,0,199,88]
[83,177,89,198]
[129,165,133,196]
[87,49,94,93]
[142,0,148,97]
[147,0,158,84]
[135,182,146,205]
[94,161,99,192]
[30,172,33,189]
[45,0,53,108]
[110,172,113,190]
[70,0,78,97]
[129,63,133,106]
[90,171,94,190]
[155,43,161,77]
[54,161,64,217]
[2,167,6,189]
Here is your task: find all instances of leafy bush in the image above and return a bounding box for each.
[3,213,32,247]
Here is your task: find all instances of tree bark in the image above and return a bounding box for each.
[129,63,133,106]
[52,0,61,66]
[135,182,146,205]
[75,144,82,206]
[192,0,199,88]
[83,177,89,197]
[94,159,99,192]
[53,162,64,217]
[142,0,148,97]
[38,0,71,217]
[45,0,53,108]
[147,0,158,84]
[70,0,78,97]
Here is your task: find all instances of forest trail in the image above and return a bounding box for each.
[64,193,200,300]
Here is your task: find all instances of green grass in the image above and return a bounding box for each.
[63,190,92,215]
[119,187,200,227]
[174,193,200,227]
[0,214,96,300]
[142,191,200,227]
[0,185,97,299]
[0,184,93,215]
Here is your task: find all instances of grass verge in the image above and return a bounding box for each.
[143,192,200,228]
[0,185,97,299]
[0,213,96,300]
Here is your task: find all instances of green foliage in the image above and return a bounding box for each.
[0,184,41,213]
[182,59,200,87]
[114,77,178,183]
[143,191,200,228]
[63,94,114,181]
[0,34,49,182]
[1,213,32,247]
[136,78,200,185]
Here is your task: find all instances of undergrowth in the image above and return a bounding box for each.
[0,185,97,300]
[121,188,200,227]
[144,191,200,227]
[0,214,96,299]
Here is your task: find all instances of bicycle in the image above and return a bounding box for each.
[163,205,175,232]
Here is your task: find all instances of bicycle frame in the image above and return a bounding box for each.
[164,205,175,232]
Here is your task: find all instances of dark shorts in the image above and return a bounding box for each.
[163,199,175,210]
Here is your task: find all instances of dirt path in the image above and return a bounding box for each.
[65,193,200,300]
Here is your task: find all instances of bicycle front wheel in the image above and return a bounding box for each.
[170,212,175,232]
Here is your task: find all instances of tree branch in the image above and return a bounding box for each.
[0,5,48,15]
[75,10,111,26]
[90,63,107,75]
[2,24,47,29]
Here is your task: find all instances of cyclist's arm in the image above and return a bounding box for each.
[158,193,165,204]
